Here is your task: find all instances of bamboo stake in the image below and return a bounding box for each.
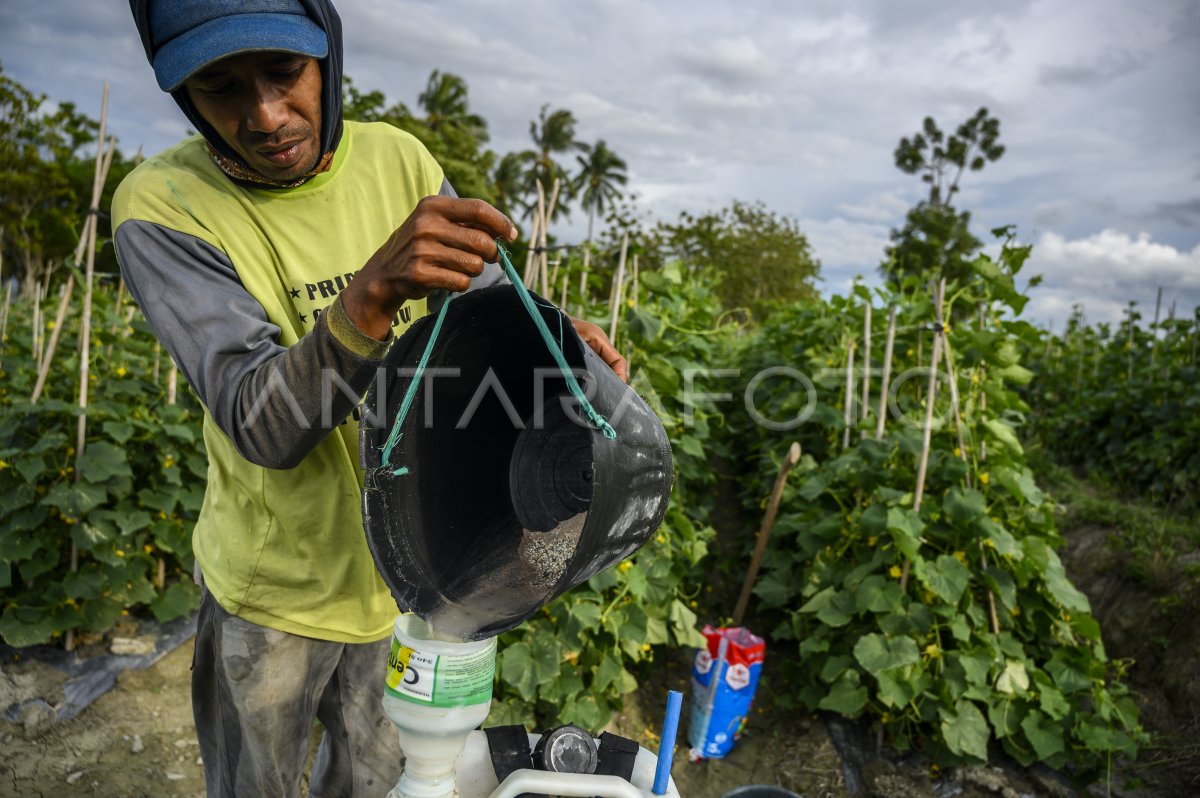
[548,256,562,292]
[167,362,178,405]
[523,181,545,287]
[900,279,946,593]
[74,139,116,461]
[630,254,640,308]
[0,283,12,370]
[842,338,856,450]
[31,276,76,403]
[67,83,110,653]
[860,303,872,436]
[31,284,42,365]
[539,177,561,298]
[608,232,629,342]
[152,341,161,385]
[875,307,897,441]
[733,442,801,626]
[578,246,592,314]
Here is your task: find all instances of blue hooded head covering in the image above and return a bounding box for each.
[129,0,344,180]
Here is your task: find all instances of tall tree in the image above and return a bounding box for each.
[526,105,581,219]
[883,107,1005,286]
[658,201,820,316]
[574,140,627,242]
[0,65,132,295]
[418,70,487,141]
[342,74,496,203]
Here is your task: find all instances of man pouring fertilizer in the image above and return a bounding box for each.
[115,1,627,794]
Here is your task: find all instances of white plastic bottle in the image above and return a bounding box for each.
[382,614,497,798]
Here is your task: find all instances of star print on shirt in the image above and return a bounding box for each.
[289,287,301,299]
[298,313,308,323]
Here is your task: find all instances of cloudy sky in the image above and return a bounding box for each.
[3,0,1198,327]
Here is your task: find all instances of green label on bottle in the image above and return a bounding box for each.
[384,635,496,708]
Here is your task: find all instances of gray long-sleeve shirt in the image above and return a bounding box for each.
[114,178,507,469]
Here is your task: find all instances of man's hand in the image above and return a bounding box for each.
[342,196,517,340]
[571,317,628,383]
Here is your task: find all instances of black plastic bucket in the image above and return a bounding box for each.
[360,285,673,640]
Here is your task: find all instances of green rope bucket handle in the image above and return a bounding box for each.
[378,240,616,475]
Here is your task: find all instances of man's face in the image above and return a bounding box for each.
[185,52,323,181]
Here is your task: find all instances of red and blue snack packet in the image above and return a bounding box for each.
[687,626,765,760]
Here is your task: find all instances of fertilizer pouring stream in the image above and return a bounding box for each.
[360,257,674,641]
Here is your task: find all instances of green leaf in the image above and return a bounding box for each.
[853,633,919,673]
[995,659,1029,695]
[855,575,902,614]
[977,517,1022,560]
[886,507,924,559]
[102,421,135,444]
[943,487,987,524]
[1042,552,1091,613]
[815,590,857,627]
[914,555,971,604]
[42,482,106,518]
[499,642,540,702]
[668,599,705,646]
[818,672,868,716]
[983,419,1023,454]
[594,653,638,695]
[1020,710,1064,760]
[940,700,990,761]
[150,582,199,622]
[77,442,133,483]
[753,570,792,608]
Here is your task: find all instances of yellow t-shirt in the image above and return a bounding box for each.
[112,122,441,642]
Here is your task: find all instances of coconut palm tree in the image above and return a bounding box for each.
[574,140,628,242]
[526,105,581,220]
[418,70,487,142]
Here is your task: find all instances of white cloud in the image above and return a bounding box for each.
[1025,230,1200,325]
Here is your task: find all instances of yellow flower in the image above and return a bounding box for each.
[642,643,651,652]
[115,549,126,558]
[689,600,698,609]
[143,544,154,554]
[953,551,968,565]
[923,590,936,604]
[626,298,635,308]
[1063,613,1072,622]
[924,644,941,659]
[0,460,8,471]
[1011,606,1022,617]
[115,366,127,378]
[971,372,980,384]
[889,565,902,579]
[564,651,579,665]
[65,598,77,607]
[656,534,666,544]
[980,472,990,485]
[618,561,632,573]
[953,447,962,458]
[163,455,175,469]
[867,535,878,547]
[48,321,55,330]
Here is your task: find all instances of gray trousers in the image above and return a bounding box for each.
[192,589,404,797]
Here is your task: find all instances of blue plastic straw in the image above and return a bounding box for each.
[653,690,683,795]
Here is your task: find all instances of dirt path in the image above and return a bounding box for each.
[2,640,205,798]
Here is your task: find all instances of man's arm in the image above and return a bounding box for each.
[115,220,392,469]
